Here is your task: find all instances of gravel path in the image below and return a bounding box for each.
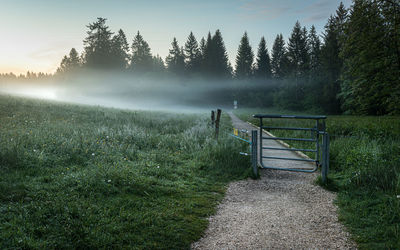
[191,112,356,249]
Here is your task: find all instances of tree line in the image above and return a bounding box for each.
[2,0,398,115]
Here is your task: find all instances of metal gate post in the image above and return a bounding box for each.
[321,133,330,183]
[251,130,258,177]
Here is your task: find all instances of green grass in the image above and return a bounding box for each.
[235,108,400,249]
[0,95,251,249]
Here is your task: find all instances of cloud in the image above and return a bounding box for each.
[237,0,293,21]
[298,0,337,23]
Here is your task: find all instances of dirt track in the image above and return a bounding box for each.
[191,112,356,249]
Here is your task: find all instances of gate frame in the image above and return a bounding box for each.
[251,114,330,183]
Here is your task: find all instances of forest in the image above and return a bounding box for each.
[1,0,399,115]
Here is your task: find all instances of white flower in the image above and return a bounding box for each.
[92,153,95,156]
[157,166,160,169]
[107,179,111,183]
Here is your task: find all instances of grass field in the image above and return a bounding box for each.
[235,108,400,249]
[0,95,251,249]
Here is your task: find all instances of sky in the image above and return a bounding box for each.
[0,0,351,75]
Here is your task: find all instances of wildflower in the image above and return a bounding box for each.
[107,179,111,183]
[92,153,95,156]
[157,166,160,169]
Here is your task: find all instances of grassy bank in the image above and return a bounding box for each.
[235,108,400,249]
[0,95,251,249]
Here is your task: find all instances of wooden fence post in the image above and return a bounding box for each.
[215,109,222,139]
[211,110,215,126]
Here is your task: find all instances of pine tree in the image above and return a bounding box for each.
[317,3,349,114]
[57,48,81,74]
[111,29,130,69]
[308,25,321,79]
[235,32,254,79]
[202,30,230,78]
[165,38,185,74]
[130,31,153,72]
[83,17,114,68]
[287,21,310,78]
[152,54,165,72]
[340,0,399,114]
[271,34,288,79]
[254,36,272,79]
[202,32,214,75]
[184,32,201,74]
[212,30,231,78]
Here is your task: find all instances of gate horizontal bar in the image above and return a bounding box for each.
[262,136,316,142]
[262,146,317,152]
[262,156,316,162]
[254,114,326,119]
[261,126,314,131]
[260,165,318,173]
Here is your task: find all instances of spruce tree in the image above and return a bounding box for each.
[320,4,348,114]
[184,32,201,74]
[165,38,185,74]
[271,34,288,79]
[202,32,214,75]
[130,31,153,72]
[202,30,231,78]
[111,29,130,69]
[152,54,165,72]
[308,25,321,79]
[83,18,114,68]
[340,0,399,114]
[235,32,254,79]
[287,21,310,78]
[57,48,81,74]
[254,36,272,79]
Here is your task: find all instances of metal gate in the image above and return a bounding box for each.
[251,114,330,183]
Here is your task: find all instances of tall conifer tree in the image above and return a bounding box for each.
[111,29,130,69]
[130,31,153,72]
[83,18,114,68]
[165,38,185,74]
[271,34,288,79]
[235,32,254,79]
[254,37,272,79]
[184,32,201,74]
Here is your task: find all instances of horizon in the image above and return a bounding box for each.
[0,0,351,75]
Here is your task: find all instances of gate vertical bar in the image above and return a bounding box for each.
[259,118,263,167]
[251,130,258,177]
[315,119,320,164]
[321,132,329,183]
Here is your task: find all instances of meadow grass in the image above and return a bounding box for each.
[0,95,251,249]
[235,108,400,249]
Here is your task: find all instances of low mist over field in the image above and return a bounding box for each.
[0,72,279,112]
